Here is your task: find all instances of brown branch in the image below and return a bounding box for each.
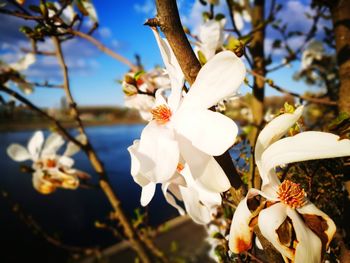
[248,70,337,106]
[21,47,56,56]
[154,0,244,191]
[51,36,162,263]
[0,8,43,20]
[69,30,139,71]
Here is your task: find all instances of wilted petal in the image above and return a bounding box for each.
[42,133,64,156]
[174,109,238,156]
[229,189,261,253]
[261,131,350,176]
[181,51,246,110]
[7,144,31,161]
[53,170,79,190]
[141,182,156,206]
[286,207,322,263]
[258,203,295,260]
[27,131,44,161]
[297,202,336,250]
[138,122,179,183]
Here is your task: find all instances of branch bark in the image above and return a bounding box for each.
[154,0,244,190]
[330,0,350,113]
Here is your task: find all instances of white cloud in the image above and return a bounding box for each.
[99,27,112,39]
[134,0,155,15]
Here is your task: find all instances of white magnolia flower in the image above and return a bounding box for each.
[301,41,324,70]
[228,106,350,263]
[122,69,171,121]
[128,30,246,207]
[161,163,222,225]
[9,53,36,72]
[198,19,226,61]
[7,131,88,194]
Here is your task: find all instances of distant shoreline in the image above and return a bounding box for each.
[0,119,146,132]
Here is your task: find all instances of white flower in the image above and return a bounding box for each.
[7,131,88,194]
[228,106,350,263]
[9,53,36,72]
[125,94,156,121]
[197,19,226,61]
[300,41,324,70]
[128,29,246,207]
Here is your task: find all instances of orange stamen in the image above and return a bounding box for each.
[151,104,172,124]
[176,163,184,173]
[277,180,306,209]
[46,159,57,168]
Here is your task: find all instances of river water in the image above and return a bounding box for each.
[0,125,179,262]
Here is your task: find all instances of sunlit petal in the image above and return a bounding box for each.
[64,134,86,157]
[174,109,238,156]
[32,170,55,194]
[181,51,245,110]
[141,182,156,207]
[262,131,350,176]
[42,133,64,156]
[7,144,31,161]
[27,131,44,161]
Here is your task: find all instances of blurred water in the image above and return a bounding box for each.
[0,125,179,254]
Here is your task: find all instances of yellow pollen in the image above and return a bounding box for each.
[176,163,184,173]
[277,180,306,209]
[151,104,172,124]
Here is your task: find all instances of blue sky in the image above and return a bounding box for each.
[0,0,329,108]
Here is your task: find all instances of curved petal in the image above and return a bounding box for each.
[161,182,186,216]
[138,122,179,183]
[234,13,244,31]
[53,170,79,190]
[141,182,156,207]
[27,131,44,161]
[152,28,184,111]
[181,51,246,110]
[7,144,31,162]
[64,134,86,157]
[261,131,350,176]
[286,207,322,263]
[128,140,153,187]
[297,202,336,250]
[228,189,261,253]
[199,19,223,60]
[42,133,64,156]
[58,155,74,168]
[32,170,56,194]
[178,135,230,192]
[255,106,303,166]
[258,203,294,260]
[174,109,238,156]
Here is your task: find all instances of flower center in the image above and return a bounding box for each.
[45,159,57,168]
[151,104,172,124]
[176,163,184,173]
[277,180,306,209]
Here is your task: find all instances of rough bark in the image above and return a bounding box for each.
[331,0,350,114]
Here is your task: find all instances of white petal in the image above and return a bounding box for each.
[82,0,98,22]
[9,53,36,71]
[63,134,86,157]
[27,131,44,161]
[234,13,244,31]
[152,28,184,111]
[255,106,303,182]
[161,183,186,216]
[199,19,223,60]
[42,133,64,156]
[181,51,246,110]
[52,170,79,190]
[229,189,260,253]
[178,135,230,192]
[297,202,336,249]
[141,182,156,206]
[138,122,179,183]
[174,109,238,156]
[58,156,74,168]
[255,106,303,164]
[262,131,350,176]
[7,144,31,161]
[124,94,155,121]
[258,203,294,260]
[128,140,153,187]
[286,208,322,263]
